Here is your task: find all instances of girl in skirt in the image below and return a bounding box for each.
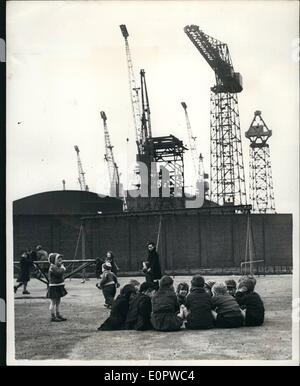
[47,253,68,322]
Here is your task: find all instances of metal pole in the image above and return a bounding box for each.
[249,214,253,275]
[81,223,86,282]
[156,215,162,248]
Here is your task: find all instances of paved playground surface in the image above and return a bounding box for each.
[14,275,292,362]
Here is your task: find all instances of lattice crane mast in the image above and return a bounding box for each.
[181,102,198,180]
[74,145,89,191]
[184,25,247,207]
[100,111,120,197]
[140,69,152,143]
[119,24,143,154]
[245,111,275,213]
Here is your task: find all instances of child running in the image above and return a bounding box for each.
[97,262,119,308]
[47,253,68,322]
[14,250,33,295]
[211,282,243,328]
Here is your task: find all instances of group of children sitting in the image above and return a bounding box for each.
[97,269,265,332]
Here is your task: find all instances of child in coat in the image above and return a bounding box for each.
[98,284,136,331]
[185,275,214,330]
[14,250,33,295]
[211,282,243,328]
[46,253,68,322]
[97,262,119,308]
[125,282,154,331]
[235,276,265,326]
[151,275,184,332]
[176,282,189,306]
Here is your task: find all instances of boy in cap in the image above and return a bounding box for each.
[225,279,237,297]
[185,275,214,330]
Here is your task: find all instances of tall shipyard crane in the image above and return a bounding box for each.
[181,102,198,181]
[181,102,209,198]
[245,111,275,213]
[74,145,89,191]
[100,111,120,198]
[119,24,143,154]
[184,25,247,207]
[140,69,152,145]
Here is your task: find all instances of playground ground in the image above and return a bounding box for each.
[13,274,293,362]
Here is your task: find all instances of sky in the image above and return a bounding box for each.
[6,0,299,214]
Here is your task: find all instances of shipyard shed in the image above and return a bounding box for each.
[13,190,123,260]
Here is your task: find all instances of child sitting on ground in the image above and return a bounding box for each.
[211,282,243,328]
[97,262,119,308]
[176,282,189,306]
[97,284,136,331]
[235,276,265,326]
[151,275,184,332]
[204,280,215,297]
[125,282,154,331]
[185,275,214,330]
[225,279,237,297]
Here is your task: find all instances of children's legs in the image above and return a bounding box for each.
[23,283,27,292]
[14,282,23,291]
[241,309,246,320]
[56,298,61,316]
[49,299,56,317]
[211,310,217,320]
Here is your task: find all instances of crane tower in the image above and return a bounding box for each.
[245,111,275,213]
[181,102,198,180]
[119,24,143,154]
[184,25,247,207]
[74,145,89,191]
[100,111,120,198]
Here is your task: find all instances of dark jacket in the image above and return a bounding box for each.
[99,294,130,331]
[151,288,182,331]
[236,291,265,326]
[211,294,242,317]
[147,249,162,280]
[185,287,214,330]
[125,293,153,331]
[17,253,33,283]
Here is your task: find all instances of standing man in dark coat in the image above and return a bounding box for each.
[145,241,162,289]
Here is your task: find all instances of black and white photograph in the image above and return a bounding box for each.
[5,0,299,366]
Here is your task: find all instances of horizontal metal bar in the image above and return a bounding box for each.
[14,259,95,264]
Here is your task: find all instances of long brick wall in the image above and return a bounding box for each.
[13,212,293,274]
